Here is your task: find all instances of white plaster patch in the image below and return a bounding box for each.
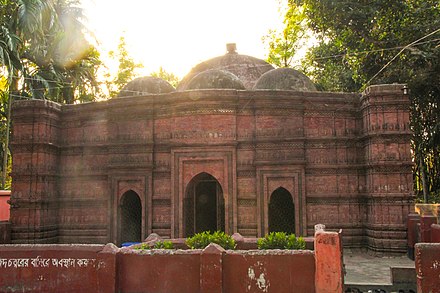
[248,267,255,280]
[256,272,269,292]
[246,263,270,292]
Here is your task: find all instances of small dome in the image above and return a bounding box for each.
[178,44,274,90]
[117,76,175,97]
[186,69,245,90]
[253,68,317,91]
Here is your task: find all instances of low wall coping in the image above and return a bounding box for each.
[226,249,314,256]
[118,248,203,255]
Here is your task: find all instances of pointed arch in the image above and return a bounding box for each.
[184,172,225,237]
[119,190,142,244]
[268,187,295,234]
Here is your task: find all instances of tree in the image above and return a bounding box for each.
[0,0,103,188]
[0,76,11,189]
[270,0,440,201]
[1,0,101,103]
[263,0,308,68]
[104,36,143,98]
[294,0,440,91]
[150,66,180,88]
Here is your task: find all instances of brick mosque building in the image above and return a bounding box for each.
[10,44,413,252]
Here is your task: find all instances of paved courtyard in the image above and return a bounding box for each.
[344,249,416,292]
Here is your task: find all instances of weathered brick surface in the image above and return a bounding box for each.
[415,243,440,293]
[10,85,412,251]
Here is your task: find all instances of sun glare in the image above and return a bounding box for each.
[83,0,282,78]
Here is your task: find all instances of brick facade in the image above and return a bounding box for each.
[10,84,413,252]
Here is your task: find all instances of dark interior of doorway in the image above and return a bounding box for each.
[120,190,142,244]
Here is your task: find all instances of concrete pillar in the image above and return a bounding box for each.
[315,229,344,293]
[200,243,225,293]
[0,221,10,244]
[97,243,118,293]
[420,215,437,242]
[431,224,440,243]
[415,243,440,293]
[407,213,421,260]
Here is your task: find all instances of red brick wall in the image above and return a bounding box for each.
[361,84,414,252]
[10,100,61,243]
[10,85,413,252]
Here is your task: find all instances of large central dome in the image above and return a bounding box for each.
[177,43,274,90]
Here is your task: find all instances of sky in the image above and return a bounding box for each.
[82,0,284,79]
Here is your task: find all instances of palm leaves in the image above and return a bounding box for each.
[0,0,102,188]
[0,26,21,78]
[1,0,101,103]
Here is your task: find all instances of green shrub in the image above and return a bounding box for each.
[134,243,150,250]
[153,240,174,249]
[257,232,288,249]
[286,234,306,250]
[134,240,174,250]
[257,232,306,250]
[186,231,236,250]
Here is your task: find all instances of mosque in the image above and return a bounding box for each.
[9,44,413,252]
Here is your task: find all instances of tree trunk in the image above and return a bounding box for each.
[419,159,429,203]
[1,76,17,190]
[1,95,11,189]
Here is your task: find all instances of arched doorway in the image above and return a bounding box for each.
[184,173,225,237]
[120,190,142,244]
[269,187,295,234]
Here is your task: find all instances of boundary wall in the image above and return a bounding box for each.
[0,231,343,293]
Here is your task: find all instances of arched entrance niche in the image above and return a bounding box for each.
[268,187,295,234]
[119,190,142,244]
[184,173,225,237]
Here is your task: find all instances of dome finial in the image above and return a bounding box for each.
[226,43,237,54]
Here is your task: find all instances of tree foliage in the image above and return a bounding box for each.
[269,0,440,201]
[1,0,102,103]
[104,36,143,98]
[296,0,440,92]
[0,77,11,189]
[0,0,103,188]
[262,0,308,68]
[150,66,179,88]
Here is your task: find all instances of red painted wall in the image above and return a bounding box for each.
[415,243,440,293]
[117,249,201,293]
[0,230,343,293]
[0,221,10,244]
[223,251,316,293]
[0,243,117,293]
[431,224,440,243]
[315,230,344,293]
[420,215,437,242]
[0,190,10,221]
